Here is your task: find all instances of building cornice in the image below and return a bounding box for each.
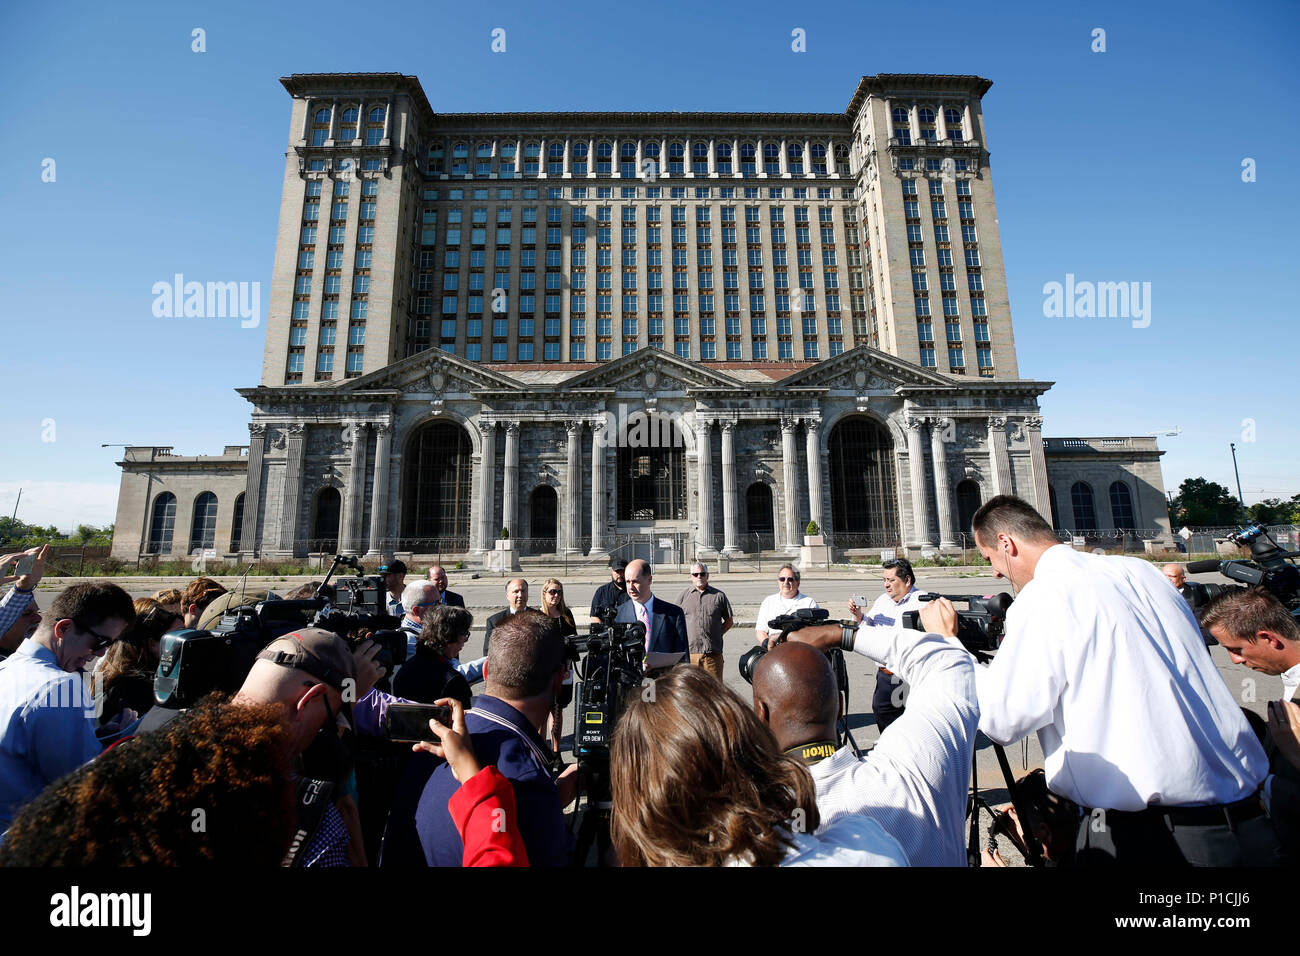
[846,73,994,115]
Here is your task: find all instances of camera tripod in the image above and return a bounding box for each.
[965,650,1046,867]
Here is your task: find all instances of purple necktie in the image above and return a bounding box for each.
[638,602,650,651]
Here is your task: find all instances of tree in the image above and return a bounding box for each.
[1248,496,1300,526]
[1170,477,1242,528]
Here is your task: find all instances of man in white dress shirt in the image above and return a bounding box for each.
[939,494,1276,866]
[758,603,978,866]
[755,565,820,643]
[848,557,925,732]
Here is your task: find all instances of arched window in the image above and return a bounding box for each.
[341,107,358,125]
[477,142,493,158]
[956,480,981,535]
[739,142,756,176]
[572,141,588,158]
[148,492,177,555]
[621,141,637,159]
[1109,480,1136,531]
[745,483,775,549]
[401,421,473,542]
[1071,482,1098,531]
[828,417,899,541]
[368,107,386,124]
[643,141,659,158]
[891,107,911,145]
[230,493,245,552]
[786,142,803,174]
[314,108,331,124]
[596,141,613,158]
[917,107,937,142]
[944,107,964,141]
[313,488,341,550]
[716,141,732,174]
[189,492,218,554]
[549,142,565,158]
[668,142,685,176]
[763,142,781,173]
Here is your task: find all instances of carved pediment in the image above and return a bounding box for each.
[339,350,523,395]
[560,350,742,393]
[776,345,955,391]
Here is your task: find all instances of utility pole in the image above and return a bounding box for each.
[1230,442,1248,524]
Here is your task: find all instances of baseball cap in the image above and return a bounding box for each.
[378,560,408,575]
[609,557,628,571]
[256,628,356,692]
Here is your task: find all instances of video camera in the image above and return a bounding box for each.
[1187,523,1300,612]
[568,606,647,766]
[903,593,1014,655]
[153,555,406,710]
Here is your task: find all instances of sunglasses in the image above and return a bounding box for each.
[778,577,797,583]
[691,572,708,577]
[545,589,562,596]
[70,619,118,651]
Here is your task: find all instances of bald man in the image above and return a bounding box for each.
[615,559,688,657]
[483,579,531,657]
[764,605,979,867]
[1163,563,1209,611]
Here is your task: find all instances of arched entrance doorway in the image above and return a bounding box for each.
[401,421,473,549]
[828,417,899,546]
[956,480,982,536]
[529,486,558,554]
[745,482,775,551]
[313,487,341,552]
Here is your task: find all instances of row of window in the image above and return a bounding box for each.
[890,105,968,146]
[428,185,855,202]
[1049,480,1138,532]
[427,339,843,362]
[427,137,852,177]
[310,106,386,147]
[147,491,244,555]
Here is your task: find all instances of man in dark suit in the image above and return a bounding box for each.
[615,559,688,658]
[426,566,465,608]
[483,578,530,657]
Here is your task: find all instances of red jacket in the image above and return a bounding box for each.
[447,765,531,867]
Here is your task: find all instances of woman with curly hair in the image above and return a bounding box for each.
[393,604,473,708]
[0,697,296,865]
[609,666,908,867]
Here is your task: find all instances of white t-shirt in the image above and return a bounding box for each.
[756,592,820,640]
[864,587,924,627]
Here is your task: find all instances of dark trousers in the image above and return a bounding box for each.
[1075,801,1281,866]
[872,670,906,732]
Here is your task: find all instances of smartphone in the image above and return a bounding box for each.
[385,703,453,743]
[852,594,868,608]
[13,554,35,577]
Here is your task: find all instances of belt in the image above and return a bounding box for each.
[1095,792,1265,829]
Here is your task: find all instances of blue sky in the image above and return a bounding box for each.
[1,0,1296,529]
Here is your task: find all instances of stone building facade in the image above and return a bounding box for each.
[111,72,1172,562]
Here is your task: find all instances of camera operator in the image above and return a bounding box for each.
[1199,587,1300,862]
[413,610,577,866]
[761,600,978,866]
[945,494,1276,866]
[848,557,924,732]
[230,627,386,866]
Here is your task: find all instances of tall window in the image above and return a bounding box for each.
[1109,481,1136,531]
[1071,482,1098,531]
[188,492,218,553]
[313,488,341,550]
[401,422,473,542]
[828,418,899,542]
[230,493,245,552]
[147,492,177,555]
[616,417,686,520]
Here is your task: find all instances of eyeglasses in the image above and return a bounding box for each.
[778,577,797,583]
[545,589,562,596]
[691,572,708,577]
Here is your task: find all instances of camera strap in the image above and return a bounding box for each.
[468,707,554,778]
[281,776,336,868]
[785,740,838,766]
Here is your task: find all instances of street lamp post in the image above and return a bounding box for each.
[1230,442,1248,524]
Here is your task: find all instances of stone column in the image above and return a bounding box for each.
[695,418,715,552]
[720,420,740,554]
[475,421,497,553]
[804,418,823,532]
[930,417,958,550]
[343,421,368,554]
[906,417,932,548]
[988,417,1013,497]
[502,421,520,538]
[780,416,800,551]
[241,423,268,556]
[1024,417,1052,523]
[278,424,307,557]
[366,423,391,557]
[564,420,582,553]
[707,137,717,177]
[779,137,789,176]
[590,421,608,556]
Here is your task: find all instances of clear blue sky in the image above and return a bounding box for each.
[1,0,1296,529]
